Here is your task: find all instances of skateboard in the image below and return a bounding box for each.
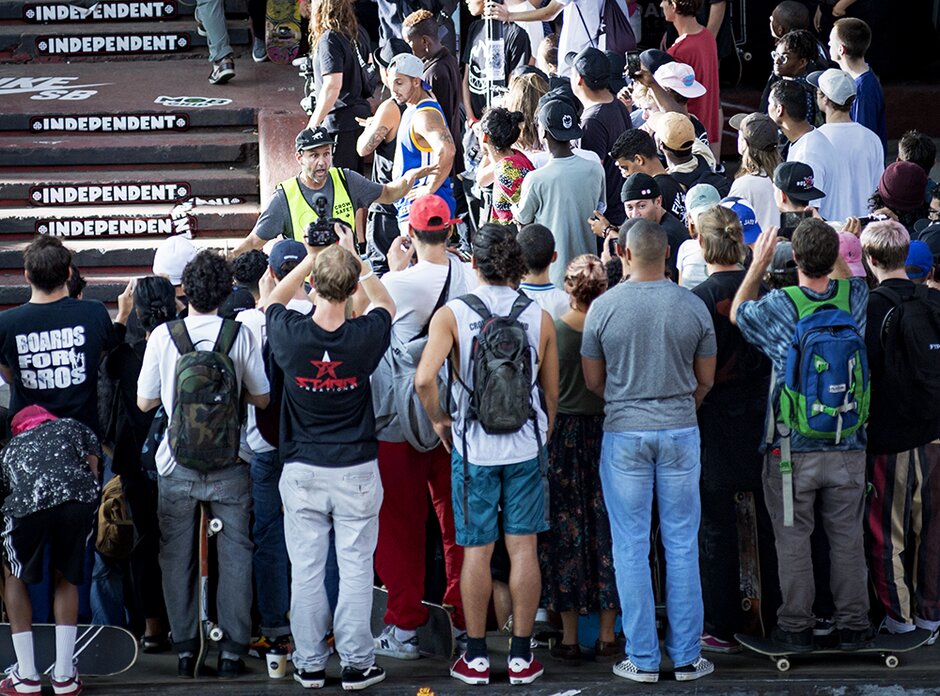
[195,502,224,677]
[735,491,764,636]
[735,629,932,672]
[0,624,137,677]
[265,0,302,65]
[371,586,454,659]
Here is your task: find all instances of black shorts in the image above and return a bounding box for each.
[2,502,96,585]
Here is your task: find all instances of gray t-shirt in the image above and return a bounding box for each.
[581,279,717,431]
[252,169,384,241]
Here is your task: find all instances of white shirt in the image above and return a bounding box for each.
[380,256,478,343]
[818,121,885,223]
[676,239,708,290]
[729,174,778,235]
[520,282,571,319]
[786,127,849,221]
[556,0,605,76]
[137,314,269,477]
[526,147,602,169]
[236,298,313,453]
[508,0,547,61]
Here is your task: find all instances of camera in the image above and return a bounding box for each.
[780,210,812,235]
[304,195,344,247]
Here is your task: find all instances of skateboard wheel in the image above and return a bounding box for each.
[741,598,752,611]
[208,519,223,534]
[775,658,790,672]
[885,654,899,669]
[209,626,224,642]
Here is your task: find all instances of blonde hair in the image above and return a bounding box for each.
[311,0,358,47]
[860,219,910,271]
[697,205,746,265]
[737,142,782,179]
[505,73,548,151]
[564,254,608,309]
[312,245,360,303]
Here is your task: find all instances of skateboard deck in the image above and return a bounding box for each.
[0,624,137,676]
[735,491,764,636]
[265,0,301,65]
[195,502,224,677]
[735,629,931,672]
[371,586,454,659]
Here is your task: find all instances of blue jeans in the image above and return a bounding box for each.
[250,449,290,637]
[600,427,704,671]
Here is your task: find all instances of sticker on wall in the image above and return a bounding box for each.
[29,182,191,206]
[35,33,189,56]
[30,113,189,133]
[154,95,232,108]
[36,215,197,238]
[23,1,178,23]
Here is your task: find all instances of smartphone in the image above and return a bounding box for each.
[856,213,889,228]
[626,51,641,77]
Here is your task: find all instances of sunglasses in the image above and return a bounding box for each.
[771,51,790,65]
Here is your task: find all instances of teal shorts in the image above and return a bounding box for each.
[451,449,548,547]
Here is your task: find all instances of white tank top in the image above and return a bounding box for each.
[447,285,548,466]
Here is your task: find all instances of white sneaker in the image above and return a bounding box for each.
[373,625,419,660]
[674,656,714,681]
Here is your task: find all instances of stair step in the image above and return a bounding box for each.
[0,167,258,206]
[0,128,258,168]
[0,60,303,133]
[0,19,251,62]
[0,202,260,240]
[0,0,247,21]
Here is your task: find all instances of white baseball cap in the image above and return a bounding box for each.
[653,62,706,99]
[807,68,857,107]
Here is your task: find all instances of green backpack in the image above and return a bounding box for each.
[167,319,242,472]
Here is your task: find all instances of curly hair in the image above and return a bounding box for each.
[181,250,234,313]
[868,191,927,232]
[233,249,269,291]
[134,275,177,333]
[777,29,818,64]
[564,255,607,310]
[473,224,528,285]
[505,72,548,151]
[403,9,437,39]
[311,0,358,47]
[481,107,525,152]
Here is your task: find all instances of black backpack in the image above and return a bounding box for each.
[875,284,940,420]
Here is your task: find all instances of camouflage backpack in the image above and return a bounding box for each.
[167,319,242,472]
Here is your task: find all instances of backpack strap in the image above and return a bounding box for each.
[167,320,195,355]
[507,293,533,322]
[782,279,850,319]
[213,319,241,355]
[457,294,492,322]
[414,262,453,341]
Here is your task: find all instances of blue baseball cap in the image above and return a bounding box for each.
[269,239,307,276]
[721,196,762,245]
[906,240,934,279]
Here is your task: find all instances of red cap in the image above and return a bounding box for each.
[408,194,459,232]
[11,405,57,436]
[878,161,928,212]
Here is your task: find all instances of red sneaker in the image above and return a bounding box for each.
[450,653,490,685]
[51,671,83,696]
[507,654,544,685]
[0,670,41,696]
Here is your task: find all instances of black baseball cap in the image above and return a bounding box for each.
[621,173,661,202]
[565,47,610,90]
[373,38,411,69]
[605,51,627,94]
[773,161,826,202]
[537,98,582,141]
[295,127,335,152]
[640,49,676,75]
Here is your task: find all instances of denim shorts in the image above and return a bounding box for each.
[451,450,548,547]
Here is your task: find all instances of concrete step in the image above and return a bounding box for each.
[0,18,251,62]
[2,0,248,22]
[0,128,258,168]
[0,167,258,206]
[0,60,303,133]
[0,202,259,240]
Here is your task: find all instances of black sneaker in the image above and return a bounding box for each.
[294,669,326,688]
[209,58,235,85]
[838,625,875,651]
[341,664,386,691]
[177,655,195,679]
[770,625,814,653]
[217,656,245,678]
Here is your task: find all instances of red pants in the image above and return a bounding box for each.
[375,441,464,630]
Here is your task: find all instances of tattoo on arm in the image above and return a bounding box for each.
[363,125,390,155]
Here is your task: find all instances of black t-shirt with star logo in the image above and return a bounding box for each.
[265,303,391,467]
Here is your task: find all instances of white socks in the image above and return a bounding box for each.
[11,631,37,679]
[393,626,417,642]
[53,625,77,681]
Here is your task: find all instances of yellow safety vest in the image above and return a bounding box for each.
[278,168,356,242]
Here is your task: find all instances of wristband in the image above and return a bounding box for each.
[605,224,618,234]
[359,270,375,282]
